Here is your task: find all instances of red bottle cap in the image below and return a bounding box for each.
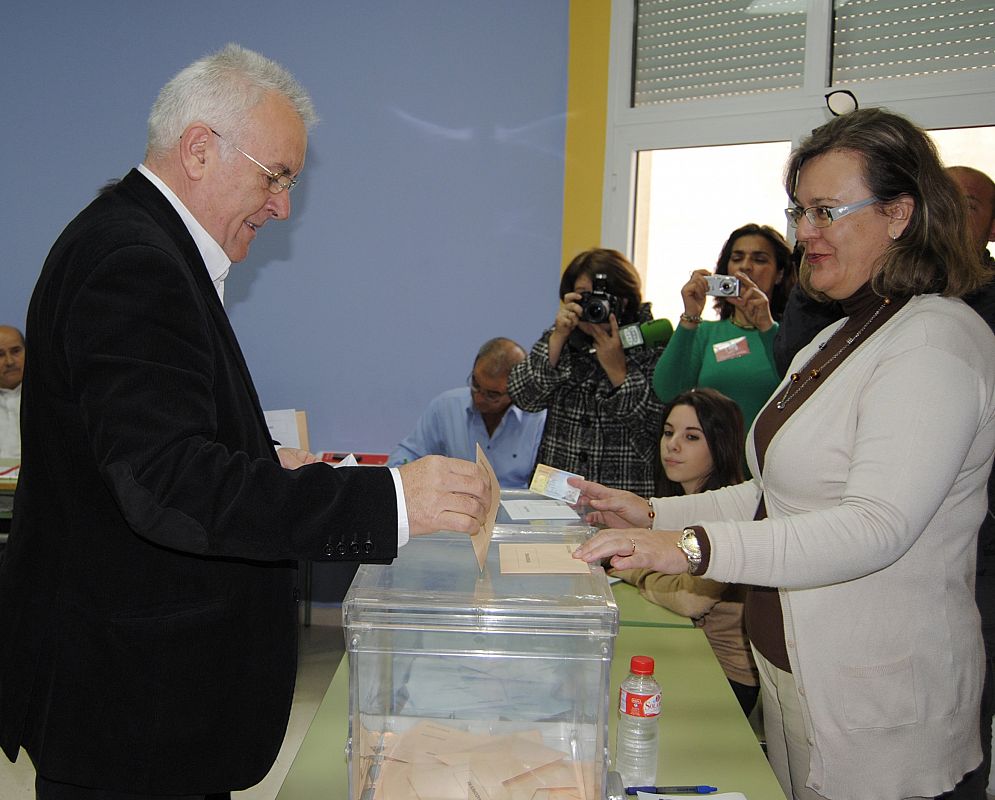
[630,655,655,674]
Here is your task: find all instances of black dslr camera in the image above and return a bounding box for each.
[578,272,621,324]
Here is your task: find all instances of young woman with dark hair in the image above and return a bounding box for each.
[616,387,759,715]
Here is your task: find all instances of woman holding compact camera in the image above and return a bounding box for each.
[653,224,795,431]
[507,248,666,496]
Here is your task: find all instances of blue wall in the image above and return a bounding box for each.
[2,1,569,453]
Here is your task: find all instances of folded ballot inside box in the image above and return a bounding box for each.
[343,527,618,800]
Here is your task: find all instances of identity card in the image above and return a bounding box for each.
[529,463,583,504]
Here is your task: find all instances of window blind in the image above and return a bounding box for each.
[632,0,808,107]
[832,0,995,84]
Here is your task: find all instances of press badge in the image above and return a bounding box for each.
[713,336,751,362]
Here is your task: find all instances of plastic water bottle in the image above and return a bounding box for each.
[615,655,661,786]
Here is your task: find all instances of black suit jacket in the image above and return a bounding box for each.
[0,170,397,793]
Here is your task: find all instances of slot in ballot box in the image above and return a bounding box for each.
[342,526,617,799]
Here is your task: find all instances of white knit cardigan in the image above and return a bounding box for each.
[651,294,995,799]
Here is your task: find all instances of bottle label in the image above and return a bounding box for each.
[620,688,661,717]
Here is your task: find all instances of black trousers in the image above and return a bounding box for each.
[936,653,993,800]
[729,678,760,718]
[36,775,231,800]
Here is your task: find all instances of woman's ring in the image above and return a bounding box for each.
[628,538,637,556]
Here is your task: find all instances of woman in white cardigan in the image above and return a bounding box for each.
[574,109,995,800]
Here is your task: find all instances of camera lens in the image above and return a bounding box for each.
[721,279,735,293]
[585,302,608,323]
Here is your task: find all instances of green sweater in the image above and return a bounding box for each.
[652,319,781,430]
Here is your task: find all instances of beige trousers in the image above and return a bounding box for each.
[753,648,930,800]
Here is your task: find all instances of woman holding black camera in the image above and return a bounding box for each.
[653,224,795,431]
[507,248,666,496]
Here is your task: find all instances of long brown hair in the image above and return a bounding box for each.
[655,388,745,496]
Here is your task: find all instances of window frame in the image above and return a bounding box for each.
[600,0,995,254]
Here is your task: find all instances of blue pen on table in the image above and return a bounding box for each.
[625,786,718,796]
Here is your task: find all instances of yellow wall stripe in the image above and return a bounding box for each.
[561,0,612,272]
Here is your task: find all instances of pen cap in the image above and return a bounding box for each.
[629,655,655,675]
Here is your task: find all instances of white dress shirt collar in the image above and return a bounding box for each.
[0,383,20,400]
[137,164,231,303]
[0,382,21,460]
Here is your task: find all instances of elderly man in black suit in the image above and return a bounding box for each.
[0,44,488,800]
[0,325,24,460]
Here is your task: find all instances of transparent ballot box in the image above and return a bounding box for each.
[343,527,618,799]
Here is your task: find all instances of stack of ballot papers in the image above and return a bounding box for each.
[358,720,596,799]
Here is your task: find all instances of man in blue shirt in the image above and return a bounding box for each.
[389,338,546,487]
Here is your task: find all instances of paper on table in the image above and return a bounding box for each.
[499,542,590,574]
[637,794,747,800]
[473,444,500,572]
[263,408,300,449]
[501,498,580,521]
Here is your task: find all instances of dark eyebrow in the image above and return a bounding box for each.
[667,425,704,434]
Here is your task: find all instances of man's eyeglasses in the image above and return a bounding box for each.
[785,196,877,229]
[211,129,298,194]
[468,374,508,403]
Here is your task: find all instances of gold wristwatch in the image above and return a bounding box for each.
[678,527,702,573]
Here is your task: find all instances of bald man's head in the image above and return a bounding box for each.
[469,338,526,417]
[0,326,25,391]
[948,166,995,256]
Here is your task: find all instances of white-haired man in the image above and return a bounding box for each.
[0,44,488,800]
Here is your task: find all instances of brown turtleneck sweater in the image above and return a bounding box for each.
[694,283,907,671]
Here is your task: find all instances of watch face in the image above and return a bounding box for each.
[682,531,701,558]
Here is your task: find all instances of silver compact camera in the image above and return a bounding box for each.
[704,275,740,297]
